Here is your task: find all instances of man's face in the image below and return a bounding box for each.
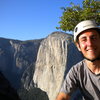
[76,29,100,61]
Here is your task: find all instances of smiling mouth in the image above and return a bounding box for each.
[87,48,96,52]
[88,50,95,52]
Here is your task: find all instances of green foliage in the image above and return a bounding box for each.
[57,0,100,32]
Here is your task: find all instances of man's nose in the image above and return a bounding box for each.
[87,38,93,46]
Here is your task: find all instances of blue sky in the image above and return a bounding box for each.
[0,0,83,40]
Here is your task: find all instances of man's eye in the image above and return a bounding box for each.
[91,36,96,40]
[80,38,86,42]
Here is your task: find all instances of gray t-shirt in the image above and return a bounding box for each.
[60,59,100,100]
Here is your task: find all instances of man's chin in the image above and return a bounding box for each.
[84,57,100,62]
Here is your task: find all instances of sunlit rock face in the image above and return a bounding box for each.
[33,32,83,100]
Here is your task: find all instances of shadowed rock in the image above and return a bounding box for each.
[0,38,42,89]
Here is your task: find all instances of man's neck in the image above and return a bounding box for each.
[85,59,100,75]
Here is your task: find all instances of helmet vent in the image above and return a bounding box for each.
[75,27,78,32]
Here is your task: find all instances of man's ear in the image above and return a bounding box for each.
[76,42,81,51]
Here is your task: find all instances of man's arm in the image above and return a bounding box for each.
[56,92,70,100]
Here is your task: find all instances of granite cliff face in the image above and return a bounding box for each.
[33,32,70,100]
[0,32,83,100]
[32,32,83,100]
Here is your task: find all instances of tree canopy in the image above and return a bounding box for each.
[56,0,100,32]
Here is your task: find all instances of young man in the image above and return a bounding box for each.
[56,20,100,100]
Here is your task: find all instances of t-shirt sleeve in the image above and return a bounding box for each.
[60,66,78,96]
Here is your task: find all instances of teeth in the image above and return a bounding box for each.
[87,49,95,52]
[88,50,93,51]
[87,48,96,51]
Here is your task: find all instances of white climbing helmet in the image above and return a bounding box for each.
[74,20,100,42]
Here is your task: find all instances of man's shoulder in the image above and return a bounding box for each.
[70,59,85,73]
[73,59,85,68]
